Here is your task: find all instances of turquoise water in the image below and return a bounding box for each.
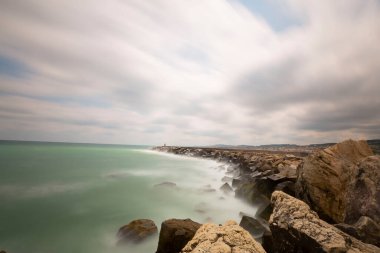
[0,141,256,253]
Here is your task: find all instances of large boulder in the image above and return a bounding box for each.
[181,220,266,253]
[345,155,380,224]
[269,191,379,253]
[117,219,158,245]
[156,219,201,253]
[296,139,374,223]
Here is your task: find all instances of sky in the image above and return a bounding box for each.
[0,0,380,146]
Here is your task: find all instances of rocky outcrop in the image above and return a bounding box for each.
[269,191,379,253]
[117,219,158,245]
[296,139,374,223]
[181,220,266,253]
[156,219,201,253]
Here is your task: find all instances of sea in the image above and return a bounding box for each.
[0,141,257,253]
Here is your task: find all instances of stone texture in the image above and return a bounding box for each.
[269,191,380,253]
[296,139,374,223]
[156,218,201,253]
[335,216,380,247]
[345,155,380,224]
[117,219,157,244]
[181,220,266,253]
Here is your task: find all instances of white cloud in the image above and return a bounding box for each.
[0,0,379,145]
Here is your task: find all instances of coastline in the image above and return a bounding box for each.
[150,141,380,253]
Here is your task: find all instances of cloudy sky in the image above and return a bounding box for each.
[0,0,380,146]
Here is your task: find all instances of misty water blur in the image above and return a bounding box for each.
[0,142,257,253]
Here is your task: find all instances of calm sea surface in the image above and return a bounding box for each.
[0,141,256,253]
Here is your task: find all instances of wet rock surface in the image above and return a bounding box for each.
[270,191,379,253]
[156,219,201,253]
[117,219,158,245]
[239,215,269,241]
[181,220,266,253]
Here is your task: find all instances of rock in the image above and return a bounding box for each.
[274,181,295,196]
[239,216,269,240]
[269,191,380,253]
[154,182,177,188]
[335,216,380,247]
[232,178,243,188]
[345,155,380,224]
[220,182,233,194]
[296,139,374,223]
[181,220,266,253]
[262,231,275,253]
[0,251,7,253]
[353,216,380,247]
[221,176,233,182]
[117,219,158,245]
[156,218,201,253]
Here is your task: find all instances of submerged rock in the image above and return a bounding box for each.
[220,182,233,194]
[269,191,379,253]
[156,218,201,253]
[296,139,374,223]
[117,219,158,245]
[154,182,177,188]
[181,220,266,253]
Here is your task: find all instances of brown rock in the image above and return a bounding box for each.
[269,191,379,253]
[117,219,158,245]
[181,220,266,253]
[156,218,201,253]
[296,139,374,223]
[345,155,380,224]
[335,216,380,247]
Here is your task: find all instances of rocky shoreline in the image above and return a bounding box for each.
[136,140,379,253]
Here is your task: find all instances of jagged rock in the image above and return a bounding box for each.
[154,182,177,188]
[181,220,266,253]
[239,216,269,240]
[335,216,380,247]
[220,182,233,193]
[117,219,158,245]
[156,219,201,253]
[345,155,380,224]
[269,191,379,253]
[296,139,374,223]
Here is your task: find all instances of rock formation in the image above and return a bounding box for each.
[156,219,201,253]
[269,191,379,253]
[117,219,157,245]
[296,139,374,223]
[345,155,380,224]
[181,220,266,253]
